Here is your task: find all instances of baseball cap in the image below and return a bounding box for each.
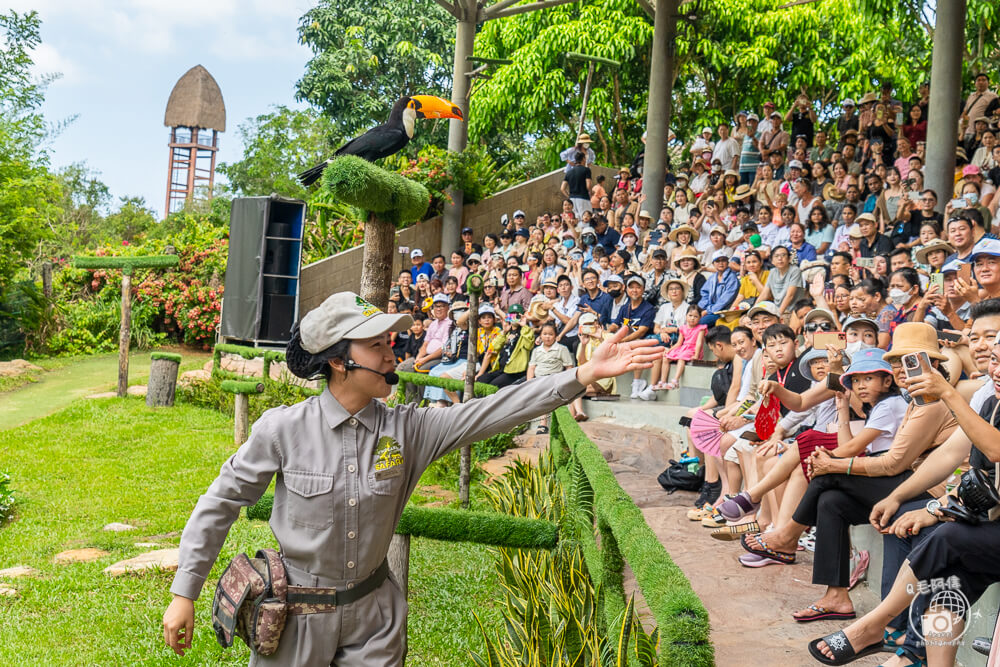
[651,248,668,259]
[855,213,876,224]
[508,303,525,314]
[803,308,836,327]
[747,301,779,319]
[579,312,598,325]
[941,259,964,274]
[747,113,759,122]
[298,292,413,354]
[963,164,982,176]
[741,222,759,233]
[701,126,712,134]
[410,248,423,258]
[847,224,864,238]
[843,315,879,335]
[970,238,1000,262]
[711,249,730,262]
[842,98,856,107]
[580,225,596,235]
[462,226,473,234]
[432,293,451,304]
[515,228,529,238]
[478,303,496,317]
[603,274,624,287]
[626,275,645,288]
[788,159,803,170]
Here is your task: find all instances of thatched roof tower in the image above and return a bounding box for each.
[164,65,226,132]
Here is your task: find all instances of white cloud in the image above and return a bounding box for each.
[30,42,80,83]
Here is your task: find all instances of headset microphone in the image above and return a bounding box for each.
[344,360,400,385]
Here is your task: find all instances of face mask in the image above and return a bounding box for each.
[964,192,979,206]
[607,288,623,299]
[845,340,874,356]
[562,239,575,249]
[888,288,910,306]
[582,235,596,246]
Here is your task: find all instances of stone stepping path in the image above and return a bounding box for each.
[54,548,108,564]
[104,548,179,577]
[103,522,136,532]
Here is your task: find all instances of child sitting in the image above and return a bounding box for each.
[651,304,707,390]
[527,323,577,433]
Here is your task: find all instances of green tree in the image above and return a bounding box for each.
[296,0,454,146]
[217,106,340,200]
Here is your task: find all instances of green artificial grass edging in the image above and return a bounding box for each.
[149,352,182,363]
[73,255,179,275]
[550,407,714,666]
[220,380,265,395]
[322,155,429,225]
[394,371,498,401]
[247,496,557,549]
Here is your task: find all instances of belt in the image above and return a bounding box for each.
[285,559,390,615]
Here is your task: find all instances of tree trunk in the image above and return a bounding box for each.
[387,533,410,660]
[146,358,180,407]
[460,290,479,509]
[359,213,396,309]
[117,273,132,398]
[234,393,250,446]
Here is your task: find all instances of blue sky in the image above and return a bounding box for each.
[9,0,317,217]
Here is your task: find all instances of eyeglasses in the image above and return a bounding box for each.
[803,321,834,332]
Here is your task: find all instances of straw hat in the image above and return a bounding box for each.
[823,182,846,201]
[576,133,593,144]
[660,277,689,301]
[858,92,878,105]
[672,246,702,270]
[882,322,948,363]
[527,295,553,322]
[734,184,753,200]
[668,224,700,243]
[914,239,956,264]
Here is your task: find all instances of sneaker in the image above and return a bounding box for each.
[702,480,722,506]
[637,387,657,401]
[739,552,784,568]
[692,482,709,508]
[630,378,647,399]
[701,510,726,528]
[687,503,714,521]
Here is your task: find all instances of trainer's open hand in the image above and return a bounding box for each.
[163,595,195,656]
[576,325,661,387]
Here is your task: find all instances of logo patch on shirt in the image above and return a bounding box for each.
[374,436,404,480]
[355,295,381,317]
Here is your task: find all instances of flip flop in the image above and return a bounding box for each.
[710,521,761,541]
[740,533,795,564]
[794,604,856,623]
[807,630,884,665]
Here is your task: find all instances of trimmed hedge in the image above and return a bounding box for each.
[149,352,182,363]
[322,155,429,226]
[550,407,713,666]
[247,495,557,549]
[73,255,179,274]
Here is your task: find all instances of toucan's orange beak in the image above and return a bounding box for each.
[410,95,464,121]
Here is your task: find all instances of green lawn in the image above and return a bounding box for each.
[0,397,501,666]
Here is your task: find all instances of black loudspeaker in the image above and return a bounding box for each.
[260,295,296,341]
[263,240,294,293]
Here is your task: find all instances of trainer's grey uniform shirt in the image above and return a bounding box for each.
[171,369,585,664]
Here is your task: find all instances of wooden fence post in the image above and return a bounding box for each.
[387,533,411,660]
[234,393,249,445]
[117,272,132,398]
[147,352,182,407]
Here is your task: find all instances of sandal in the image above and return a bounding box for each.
[793,604,856,623]
[807,630,883,665]
[717,490,760,521]
[882,628,905,652]
[710,521,761,541]
[738,552,785,568]
[739,533,795,564]
[798,526,816,552]
[848,549,870,590]
[879,646,926,666]
[665,380,679,390]
[535,425,549,434]
[573,413,588,422]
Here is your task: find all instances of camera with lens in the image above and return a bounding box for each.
[937,468,1000,525]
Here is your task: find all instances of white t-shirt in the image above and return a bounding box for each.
[970,376,994,414]
[736,350,760,403]
[654,300,689,328]
[712,137,740,171]
[864,395,908,454]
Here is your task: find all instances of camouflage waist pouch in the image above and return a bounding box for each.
[212,548,288,656]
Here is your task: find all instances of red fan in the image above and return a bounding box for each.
[689,409,724,457]
[754,395,781,440]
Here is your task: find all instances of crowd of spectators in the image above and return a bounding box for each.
[378,76,1000,665]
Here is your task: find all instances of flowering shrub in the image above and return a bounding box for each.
[0,472,14,524]
[50,212,229,354]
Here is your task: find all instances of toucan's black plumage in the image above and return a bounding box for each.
[297,94,463,187]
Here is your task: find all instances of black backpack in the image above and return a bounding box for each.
[657,460,704,494]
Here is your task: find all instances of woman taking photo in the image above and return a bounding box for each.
[163,292,659,663]
[523,251,544,293]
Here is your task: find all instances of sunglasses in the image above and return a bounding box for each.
[803,321,834,332]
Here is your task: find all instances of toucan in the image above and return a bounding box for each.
[297,95,464,186]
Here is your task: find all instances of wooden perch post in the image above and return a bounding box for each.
[220,380,265,446]
[321,156,430,309]
[73,255,179,397]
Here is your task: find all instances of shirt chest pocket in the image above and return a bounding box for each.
[283,470,334,530]
[367,470,404,497]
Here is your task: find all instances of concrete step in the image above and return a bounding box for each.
[611,362,717,408]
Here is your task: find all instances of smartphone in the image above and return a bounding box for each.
[824,287,835,302]
[505,313,518,323]
[814,331,847,350]
[579,324,595,336]
[928,272,944,291]
[895,111,905,126]
[902,351,937,405]
[950,198,966,209]
[855,257,876,269]
[908,191,921,202]
[937,329,962,344]
[958,262,973,284]
[648,230,663,244]
[826,373,845,393]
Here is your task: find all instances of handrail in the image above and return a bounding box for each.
[394,370,498,402]
[549,407,713,666]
